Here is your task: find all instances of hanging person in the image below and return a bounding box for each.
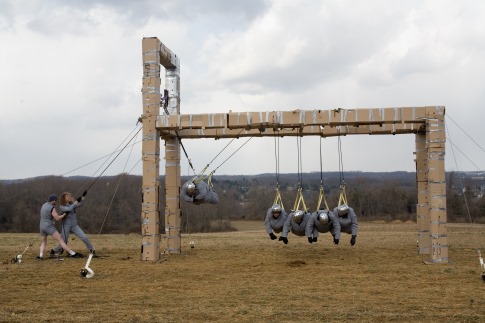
[50,190,96,257]
[37,194,84,260]
[332,204,358,246]
[264,204,288,240]
[278,210,311,244]
[306,208,341,244]
[181,180,219,205]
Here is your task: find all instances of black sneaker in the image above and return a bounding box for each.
[90,249,99,258]
[49,249,61,258]
[36,256,43,260]
[68,252,84,258]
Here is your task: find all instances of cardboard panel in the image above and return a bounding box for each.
[418,192,429,203]
[429,208,447,221]
[140,234,161,261]
[141,219,160,236]
[165,196,180,209]
[429,182,446,195]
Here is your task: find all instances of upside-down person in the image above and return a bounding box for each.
[37,194,83,260]
[50,190,95,257]
[264,204,288,240]
[278,210,311,244]
[181,180,219,205]
[305,208,341,244]
[332,204,358,246]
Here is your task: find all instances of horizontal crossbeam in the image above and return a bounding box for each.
[156,106,445,139]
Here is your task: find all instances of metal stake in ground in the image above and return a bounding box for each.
[80,253,95,278]
[10,242,34,264]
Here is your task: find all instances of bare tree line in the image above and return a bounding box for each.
[1,171,484,234]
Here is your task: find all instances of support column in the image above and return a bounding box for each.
[425,107,448,263]
[415,132,430,254]
[140,37,161,261]
[162,44,181,254]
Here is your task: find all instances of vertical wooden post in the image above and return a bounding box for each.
[161,44,181,254]
[140,37,162,260]
[425,107,448,263]
[415,132,430,254]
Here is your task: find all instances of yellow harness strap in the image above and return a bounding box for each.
[292,186,308,212]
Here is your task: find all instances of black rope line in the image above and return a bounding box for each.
[274,134,280,187]
[205,129,245,170]
[337,128,345,185]
[211,136,253,174]
[98,132,140,235]
[85,126,142,192]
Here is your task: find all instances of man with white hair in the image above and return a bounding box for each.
[332,204,358,246]
[306,208,341,244]
[264,204,288,240]
[181,180,219,205]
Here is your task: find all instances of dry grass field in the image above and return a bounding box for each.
[1,221,485,322]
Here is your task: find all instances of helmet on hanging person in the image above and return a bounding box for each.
[338,204,349,216]
[186,182,196,194]
[293,210,305,224]
[271,204,282,213]
[317,210,329,224]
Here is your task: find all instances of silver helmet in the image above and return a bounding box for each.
[271,204,282,213]
[338,204,349,216]
[186,182,196,194]
[317,210,329,224]
[293,210,305,224]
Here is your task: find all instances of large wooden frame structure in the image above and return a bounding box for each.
[140,37,448,264]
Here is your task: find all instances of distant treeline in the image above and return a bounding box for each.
[1,171,484,234]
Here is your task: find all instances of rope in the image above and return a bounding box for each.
[201,136,253,185]
[315,136,329,211]
[292,134,307,212]
[272,133,284,209]
[446,122,483,275]
[98,134,141,235]
[337,128,347,207]
[188,129,246,185]
[85,126,142,192]
[446,114,485,155]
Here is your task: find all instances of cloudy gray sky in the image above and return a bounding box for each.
[1,0,484,180]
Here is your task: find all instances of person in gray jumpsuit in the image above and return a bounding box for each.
[279,210,311,244]
[306,208,341,244]
[50,191,94,257]
[332,204,358,246]
[181,180,218,205]
[37,194,83,260]
[264,204,288,240]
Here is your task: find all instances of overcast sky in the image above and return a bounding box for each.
[1,0,485,180]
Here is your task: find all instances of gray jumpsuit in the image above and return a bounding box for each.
[39,202,57,236]
[52,200,94,253]
[332,206,358,237]
[182,180,219,204]
[281,211,311,238]
[306,210,341,240]
[264,207,288,234]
